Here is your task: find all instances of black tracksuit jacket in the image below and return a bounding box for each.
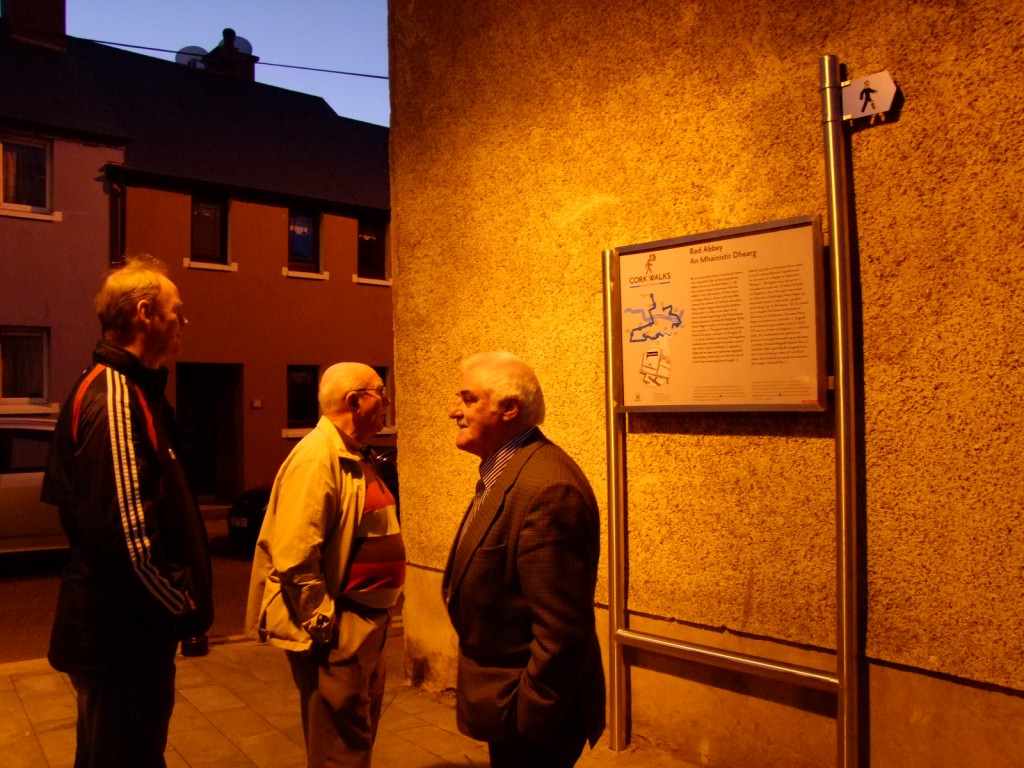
[43,342,213,674]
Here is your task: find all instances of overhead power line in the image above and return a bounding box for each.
[85,38,389,80]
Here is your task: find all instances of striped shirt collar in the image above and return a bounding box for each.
[478,426,539,492]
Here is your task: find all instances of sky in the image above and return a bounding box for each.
[65,0,390,127]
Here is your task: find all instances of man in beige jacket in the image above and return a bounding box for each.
[246,362,404,768]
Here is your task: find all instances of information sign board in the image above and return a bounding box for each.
[614,215,826,411]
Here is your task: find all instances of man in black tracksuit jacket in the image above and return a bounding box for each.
[42,255,212,768]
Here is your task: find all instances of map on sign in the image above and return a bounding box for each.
[625,293,684,343]
[615,216,826,411]
[624,293,683,387]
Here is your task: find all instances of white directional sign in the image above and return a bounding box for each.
[842,70,896,122]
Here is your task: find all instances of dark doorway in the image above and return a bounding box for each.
[175,363,243,504]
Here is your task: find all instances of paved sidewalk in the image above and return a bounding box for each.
[0,625,697,768]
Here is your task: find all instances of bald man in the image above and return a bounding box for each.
[246,363,404,768]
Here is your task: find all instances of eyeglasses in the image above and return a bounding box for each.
[351,386,387,399]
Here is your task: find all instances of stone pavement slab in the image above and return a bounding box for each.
[0,632,698,768]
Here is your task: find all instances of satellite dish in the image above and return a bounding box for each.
[175,46,207,69]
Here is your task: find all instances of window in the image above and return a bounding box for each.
[287,365,320,429]
[288,210,320,273]
[0,328,48,402]
[1,136,49,212]
[191,196,228,264]
[357,220,387,281]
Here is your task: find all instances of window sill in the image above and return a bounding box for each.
[352,275,392,287]
[281,426,395,440]
[282,268,330,281]
[0,207,63,222]
[0,401,60,415]
[184,259,238,272]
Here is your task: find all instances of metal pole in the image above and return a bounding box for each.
[602,248,629,751]
[820,54,860,768]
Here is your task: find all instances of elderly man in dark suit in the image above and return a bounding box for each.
[443,351,606,768]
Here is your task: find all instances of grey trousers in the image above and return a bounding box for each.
[286,612,390,768]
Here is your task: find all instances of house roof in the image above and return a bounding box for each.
[0,33,389,212]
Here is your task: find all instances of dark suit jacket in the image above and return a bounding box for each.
[443,430,606,747]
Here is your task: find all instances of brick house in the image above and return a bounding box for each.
[0,0,393,500]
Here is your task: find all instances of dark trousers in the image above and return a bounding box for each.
[488,692,589,768]
[70,655,176,768]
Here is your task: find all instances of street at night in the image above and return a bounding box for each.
[0,513,251,665]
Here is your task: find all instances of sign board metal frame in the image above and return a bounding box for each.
[613,215,826,413]
[603,56,873,768]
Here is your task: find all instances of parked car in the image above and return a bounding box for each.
[375,446,399,520]
[228,446,399,553]
[226,485,271,551]
[0,417,65,553]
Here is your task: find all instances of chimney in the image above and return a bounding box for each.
[201,28,258,81]
[1,0,66,48]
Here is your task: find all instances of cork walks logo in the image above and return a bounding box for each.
[628,252,671,285]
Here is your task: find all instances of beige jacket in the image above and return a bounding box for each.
[245,416,367,653]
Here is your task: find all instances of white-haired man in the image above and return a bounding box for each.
[443,351,606,768]
[247,363,404,768]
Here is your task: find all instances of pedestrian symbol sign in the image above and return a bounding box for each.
[842,70,896,124]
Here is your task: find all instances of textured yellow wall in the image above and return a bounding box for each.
[390,0,1024,760]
